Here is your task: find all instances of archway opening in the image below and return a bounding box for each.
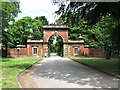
[48,35,63,57]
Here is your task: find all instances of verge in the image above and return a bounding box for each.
[16,57,44,88]
[70,58,120,79]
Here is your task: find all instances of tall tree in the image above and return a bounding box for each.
[7,16,48,47]
[1,1,21,57]
[54,2,120,23]
[33,16,48,39]
[7,16,33,47]
[54,1,120,57]
[35,16,48,25]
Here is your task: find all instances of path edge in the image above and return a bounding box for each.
[16,57,44,88]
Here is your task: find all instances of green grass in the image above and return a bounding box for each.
[1,56,42,88]
[70,57,119,76]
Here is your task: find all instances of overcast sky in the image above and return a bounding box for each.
[15,0,60,24]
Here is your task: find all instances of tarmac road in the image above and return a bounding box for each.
[18,56,119,88]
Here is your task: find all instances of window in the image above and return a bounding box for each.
[33,47,37,55]
[74,48,78,56]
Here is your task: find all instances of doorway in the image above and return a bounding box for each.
[48,35,63,57]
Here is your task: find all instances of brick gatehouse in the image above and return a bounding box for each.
[7,25,104,57]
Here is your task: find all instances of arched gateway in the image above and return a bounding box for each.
[27,25,84,57]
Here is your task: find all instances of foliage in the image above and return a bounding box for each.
[7,16,32,47]
[56,13,88,40]
[7,16,48,47]
[1,1,21,57]
[49,36,57,53]
[54,2,120,24]
[56,13,116,47]
[86,16,116,47]
[35,16,48,25]
[71,57,119,75]
[33,16,48,39]
[1,1,21,29]
[2,1,21,44]
[56,35,63,56]
[54,2,120,58]
[1,57,41,88]
[54,1,120,56]
[48,35,63,56]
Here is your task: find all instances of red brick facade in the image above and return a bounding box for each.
[27,43,43,56]
[84,47,105,57]
[7,25,105,57]
[69,45,74,56]
[8,46,105,57]
[8,48,27,57]
[44,30,68,42]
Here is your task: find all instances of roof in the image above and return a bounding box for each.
[27,39,43,43]
[42,25,69,29]
[63,40,84,44]
[16,45,26,48]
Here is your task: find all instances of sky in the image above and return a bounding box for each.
[15,0,60,24]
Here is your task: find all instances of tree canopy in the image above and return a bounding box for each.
[1,1,21,56]
[54,1,120,55]
[54,2,120,24]
[54,1,120,57]
[7,16,48,47]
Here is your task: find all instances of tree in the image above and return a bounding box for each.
[54,2,120,23]
[7,16,33,47]
[33,16,48,39]
[35,16,48,25]
[56,35,63,56]
[54,1,120,57]
[7,16,48,47]
[1,1,21,57]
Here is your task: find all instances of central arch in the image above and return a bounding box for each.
[48,34,63,57]
[42,25,69,57]
[47,33,65,42]
[43,25,68,42]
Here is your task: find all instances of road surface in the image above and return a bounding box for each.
[18,56,119,88]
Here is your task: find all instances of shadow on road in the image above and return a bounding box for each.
[29,56,118,88]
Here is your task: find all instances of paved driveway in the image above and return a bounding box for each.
[18,56,119,88]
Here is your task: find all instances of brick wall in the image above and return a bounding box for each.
[27,44,43,56]
[69,45,74,56]
[7,46,105,57]
[7,48,27,57]
[90,48,105,57]
[7,48,18,57]
[27,44,32,56]
[38,44,43,56]
[69,44,84,56]
[79,45,84,56]
[84,48,90,56]
[84,47,105,57]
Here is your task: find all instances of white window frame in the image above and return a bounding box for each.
[33,47,38,55]
[74,47,79,56]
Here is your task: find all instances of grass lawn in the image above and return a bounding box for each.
[70,57,119,76]
[1,56,42,88]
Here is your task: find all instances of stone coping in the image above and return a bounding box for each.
[16,45,26,48]
[27,40,43,43]
[43,25,69,29]
[27,39,84,44]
